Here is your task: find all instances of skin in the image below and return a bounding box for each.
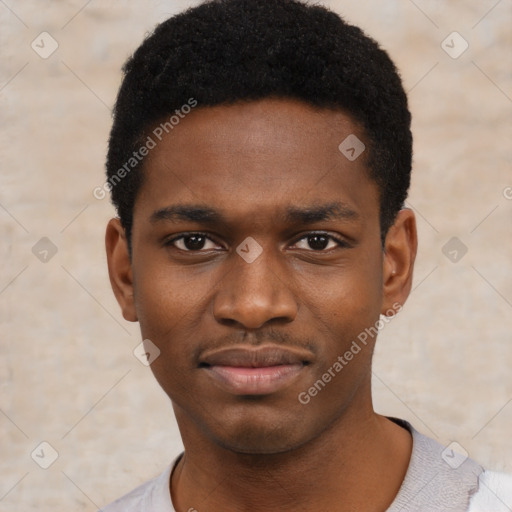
[106,98,418,511]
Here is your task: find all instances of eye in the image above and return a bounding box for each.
[164,231,349,253]
[165,233,222,252]
[291,232,348,251]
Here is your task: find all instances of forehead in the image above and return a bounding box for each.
[134,98,379,227]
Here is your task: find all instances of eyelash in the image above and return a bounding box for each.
[163,231,350,252]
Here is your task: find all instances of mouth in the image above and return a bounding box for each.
[199,344,312,396]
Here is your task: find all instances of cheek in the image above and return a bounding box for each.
[133,269,191,376]
[133,258,211,334]
[302,251,383,331]
[296,274,382,416]
[132,262,217,391]
[296,251,384,386]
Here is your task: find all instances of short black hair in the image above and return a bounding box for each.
[106,0,412,251]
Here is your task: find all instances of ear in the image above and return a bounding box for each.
[105,218,138,322]
[381,208,418,315]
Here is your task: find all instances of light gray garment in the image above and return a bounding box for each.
[386,418,483,512]
[100,418,508,512]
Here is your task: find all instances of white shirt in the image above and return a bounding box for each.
[468,471,512,512]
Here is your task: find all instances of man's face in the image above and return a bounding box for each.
[110,99,405,454]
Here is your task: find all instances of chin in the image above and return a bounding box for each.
[217,433,303,455]
[209,413,311,455]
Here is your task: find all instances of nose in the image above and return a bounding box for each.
[212,246,298,330]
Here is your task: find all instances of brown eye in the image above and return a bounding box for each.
[306,234,330,250]
[292,233,346,251]
[165,233,221,252]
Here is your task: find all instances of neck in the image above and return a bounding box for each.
[170,405,412,512]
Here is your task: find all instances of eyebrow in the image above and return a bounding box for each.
[149,201,360,226]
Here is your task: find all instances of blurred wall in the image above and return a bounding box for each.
[1,0,511,510]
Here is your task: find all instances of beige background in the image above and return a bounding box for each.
[1,0,511,510]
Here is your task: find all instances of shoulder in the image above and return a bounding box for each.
[467,470,512,512]
[385,418,484,512]
[100,479,148,511]
[98,463,176,512]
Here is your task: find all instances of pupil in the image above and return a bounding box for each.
[309,235,328,250]
[183,235,330,251]
[185,235,205,250]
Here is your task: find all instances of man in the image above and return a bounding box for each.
[101,0,511,510]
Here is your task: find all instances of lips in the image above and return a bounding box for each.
[200,345,312,368]
[199,344,312,395]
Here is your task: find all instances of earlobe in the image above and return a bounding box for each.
[105,218,138,322]
[381,209,418,316]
